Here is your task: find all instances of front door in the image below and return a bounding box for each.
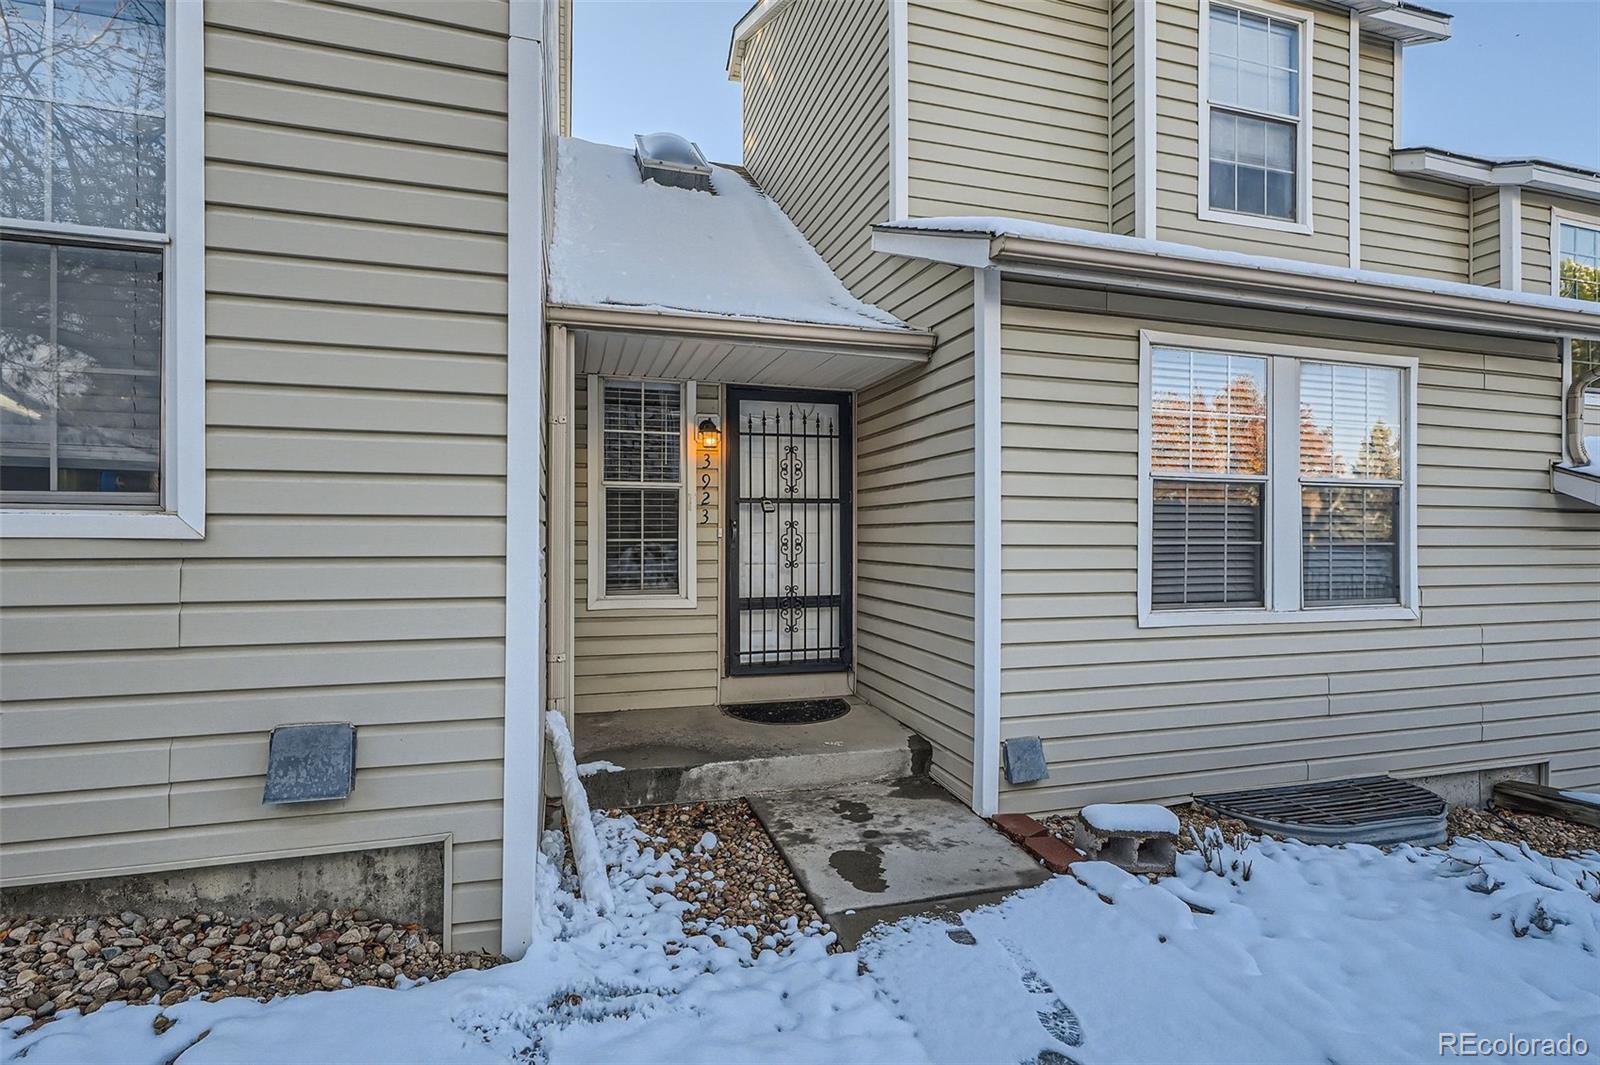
[725,386,852,676]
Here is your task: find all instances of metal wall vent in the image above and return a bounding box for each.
[263,723,357,804]
[634,132,713,192]
[1195,775,1447,846]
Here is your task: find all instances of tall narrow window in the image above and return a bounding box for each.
[2,0,167,504]
[1205,3,1305,224]
[1142,338,1415,625]
[597,378,687,599]
[1149,348,1268,608]
[1298,362,1403,605]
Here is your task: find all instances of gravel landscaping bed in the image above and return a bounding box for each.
[0,908,502,1029]
[624,799,834,953]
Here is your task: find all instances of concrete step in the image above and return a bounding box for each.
[750,776,1052,948]
[571,699,932,810]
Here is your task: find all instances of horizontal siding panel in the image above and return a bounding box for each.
[0,606,180,654]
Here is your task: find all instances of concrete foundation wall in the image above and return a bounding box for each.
[0,842,447,942]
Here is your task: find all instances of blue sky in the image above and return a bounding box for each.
[573,0,1600,169]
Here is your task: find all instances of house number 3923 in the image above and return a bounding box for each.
[699,455,712,525]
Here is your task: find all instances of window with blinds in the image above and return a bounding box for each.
[599,378,685,597]
[1149,348,1268,608]
[2,0,169,505]
[1144,342,1411,621]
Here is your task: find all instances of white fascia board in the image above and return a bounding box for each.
[1391,149,1600,205]
[1551,465,1600,509]
[726,0,792,80]
[871,226,997,268]
[1357,6,1450,43]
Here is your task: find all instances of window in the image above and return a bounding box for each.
[1,0,201,538]
[1140,334,1416,626]
[1557,217,1600,401]
[1202,2,1309,228]
[587,377,695,608]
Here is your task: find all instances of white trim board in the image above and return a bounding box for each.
[1347,11,1361,269]
[500,0,546,960]
[1134,0,1157,240]
[2,0,205,540]
[971,267,1002,817]
[1135,329,1421,630]
[584,375,699,612]
[1498,186,1523,292]
[889,0,908,221]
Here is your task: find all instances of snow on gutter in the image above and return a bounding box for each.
[546,302,936,359]
[1392,148,1600,205]
[871,218,1600,341]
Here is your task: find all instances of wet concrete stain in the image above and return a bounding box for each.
[833,799,874,824]
[828,846,888,893]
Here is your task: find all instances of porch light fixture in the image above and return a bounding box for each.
[697,417,721,452]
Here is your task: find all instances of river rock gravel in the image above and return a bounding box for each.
[624,799,835,954]
[0,908,502,1029]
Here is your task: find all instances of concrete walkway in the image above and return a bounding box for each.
[750,776,1051,947]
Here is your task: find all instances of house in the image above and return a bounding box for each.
[1,0,1597,961]
[1,0,556,958]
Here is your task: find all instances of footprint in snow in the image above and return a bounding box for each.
[998,936,1085,1050]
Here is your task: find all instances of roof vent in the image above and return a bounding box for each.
[634,132,713,192]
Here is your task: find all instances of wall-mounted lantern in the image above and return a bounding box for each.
[697,416,721,452]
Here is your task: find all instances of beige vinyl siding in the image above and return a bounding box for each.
[0,0,514,952]
[1358,35,1471,280]
[1469,188,1501,288]
[905,0,1110,231]
[741,0,979,800]
[1154,0,1350,264]
[571,381,721,714]
[996,286,1600,810]
[740,0,892,297]
[1108,0,1138,235]
[855,263,978,803]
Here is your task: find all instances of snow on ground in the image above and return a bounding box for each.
[6,818,1598,1064]
[548,138,910,331]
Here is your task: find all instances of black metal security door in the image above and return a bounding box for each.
[725,386,852,676]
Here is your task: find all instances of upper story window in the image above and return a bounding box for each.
[1140,333,1417,627]
[2,0,172,509]
[1202,3,1311,230]
[587,376,696,609]
[1557,217,1600,402]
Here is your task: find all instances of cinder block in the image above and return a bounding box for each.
[1074,819,1178,876]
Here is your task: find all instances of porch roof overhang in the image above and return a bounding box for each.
[1390,148,1600,205]
[1551,462,1600,509]
[871,218,1600,343]
[548,303,935,390]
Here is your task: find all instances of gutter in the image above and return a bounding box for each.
[1391,148,1600,205]
[545,302,937,359]
[871,224,1600,343]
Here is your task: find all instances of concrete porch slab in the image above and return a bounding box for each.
[572,699,930,809]
[749,777,1051,948]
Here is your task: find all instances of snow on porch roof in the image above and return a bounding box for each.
[548,137,912,334]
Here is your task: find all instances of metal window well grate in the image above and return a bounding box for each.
[1195,775,1447,846]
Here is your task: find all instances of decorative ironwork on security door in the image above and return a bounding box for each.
[725,387,852,675]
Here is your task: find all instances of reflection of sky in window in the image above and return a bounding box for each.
[1300,363,1401,478]
[1151,347,1267,474]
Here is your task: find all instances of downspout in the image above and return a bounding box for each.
[547,324,575,729]
[1567,358,1600,466]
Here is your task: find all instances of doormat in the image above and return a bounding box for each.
[722,698,851,725]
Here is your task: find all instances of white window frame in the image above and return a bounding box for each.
[1137,330,1418,628]
[1552,207,1600,408]
[585,374,697,611]
[0,0,205,540]
[1197,0,1315,235]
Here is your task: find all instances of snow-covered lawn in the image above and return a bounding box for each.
[6,816,1598,1065]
